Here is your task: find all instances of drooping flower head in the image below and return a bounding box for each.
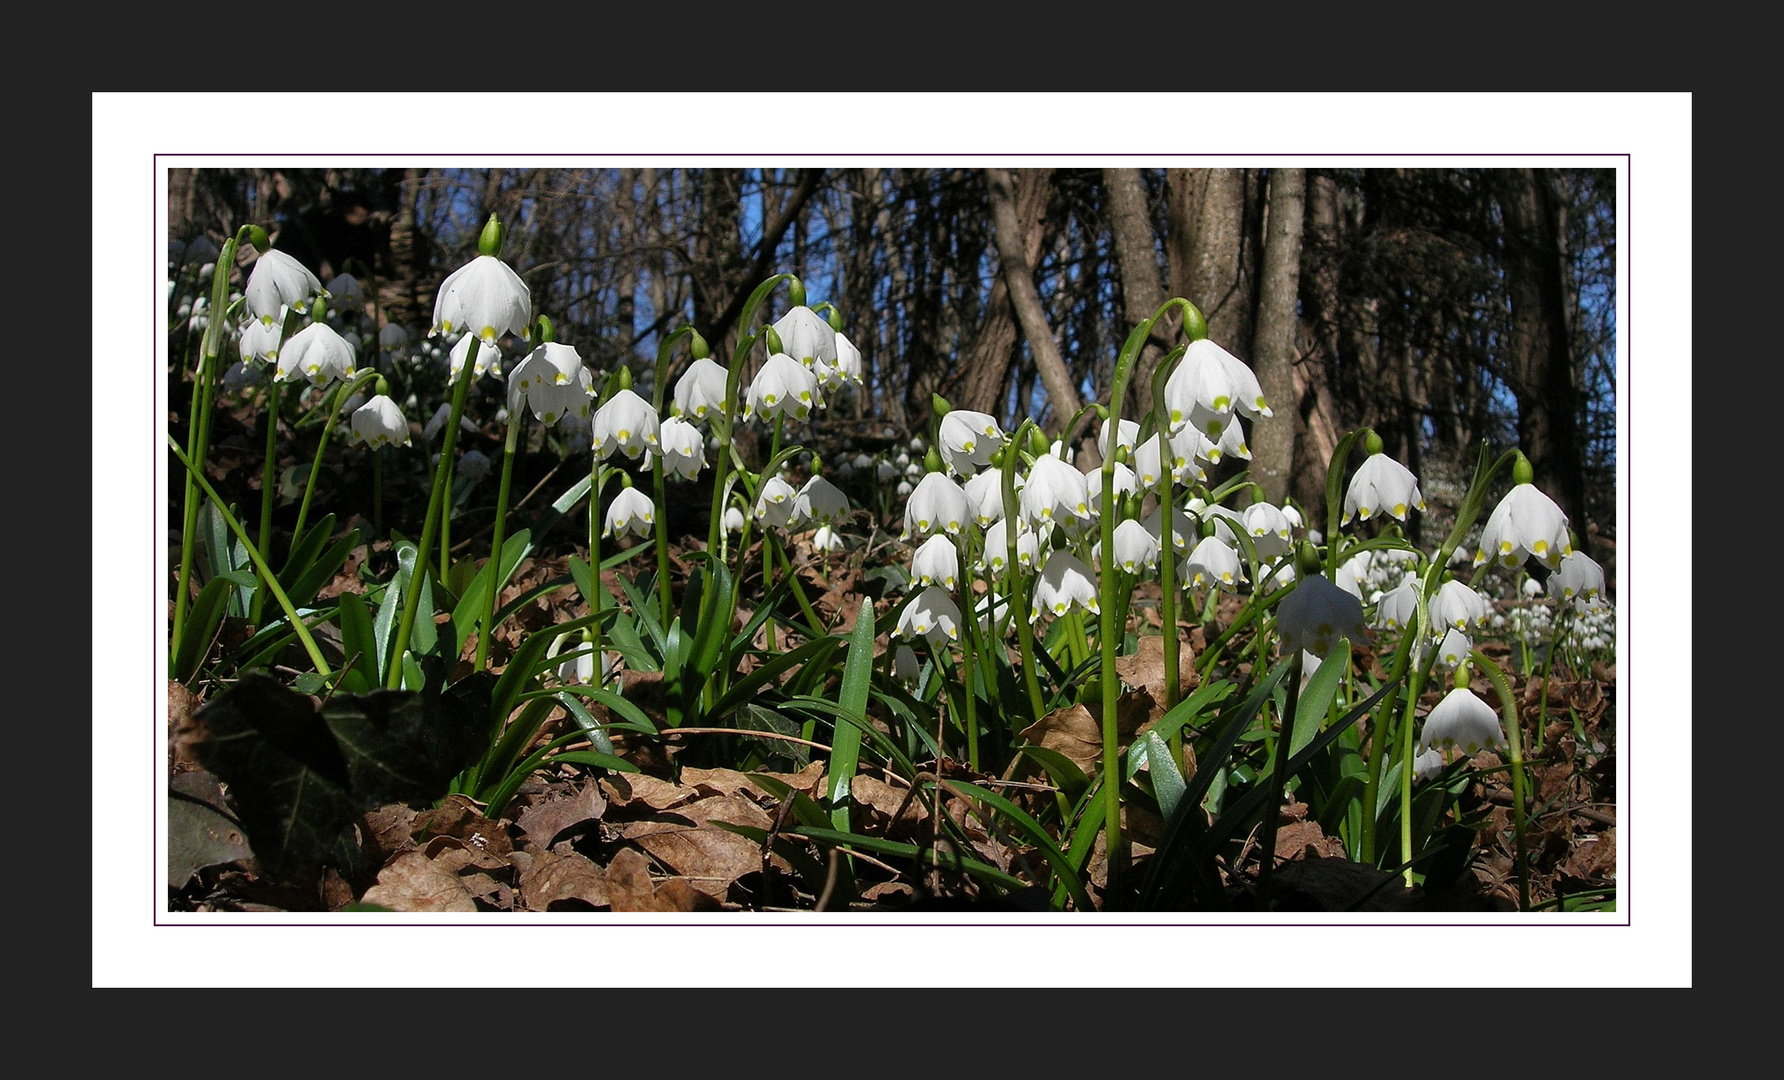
[744,352,819,423]
[794,475,850,527]
[1162,337,1270,441]
[1344,447,1427,525]
[658,416,706,480]
[245,249,324,326]
[604,486,655,538]
[1420,687,1505,754]
[507,343,593,428]
[673,357,731,422]
[938,409,1006,478]
[591,387,661,462]
[274,322,357,387]
[432,254,532,349]
[1276,571,1370,660]
[897,585,961,648]
[1184,535,1244,591]
[1551,551,1606,607]
[755,474,799,529]
[902,472,969,540]
[910,534,959,590]
[1030,550,1101,622]
[1474,475,1572,571]
[348,394,412,448]
[772,305,838,373]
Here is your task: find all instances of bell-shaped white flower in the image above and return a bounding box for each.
[902,472,969,540]
[449,333,504,380]
[1551,551,1606,606]
[1184,535,1244,591]
[910,534,959,589]
[897,585,961,648]
[961,467,1010,527]
[432,254,532,348]
[1420,687,1505,754]
[1097,417,1140,460]
[811,524,846,553]
[1163,337,1270,440]
[1375,576,1423,632]
[1276,573,1370,660]
[1474,482,1572,570]
[829,330,865,387]
[979,518,1041,575]
[378,322,411,354]
[325,273,366,319]
[1086,462,1138,520]
[1241,503,1295,561]
[938,409,1005,477]
[794,475,850,527]
[239,315,285,365]
[349,394,412,448]
[893,643,921,685]
[1109,517,1160,575]
[723,506,747,534]
[604,486,655,538]
[673,357,731,422]
[773,305,838,372]
[507,343,593,428]
[755,474,799,529]
[1344,452,1427,525]
[1143,505,1197,557]
[1030,550,1101,622]
[658,416,706,480]
[1429,579,1491,634]
[591,388,661,463]
[1019,452,1090,526]
[1413,746,1447,782]
[744,352,819,422]
[274,322,357,387]
[1436,628,1472,670]
[245,249,324,326]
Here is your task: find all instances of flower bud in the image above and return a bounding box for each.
[789,279,807,309]
[689,329,710,359]
[478,214,504,257]
[765,327,785,355]
[243,224,270,251]
[536,313,555,343]
[932,392,953,419]
[1181,300,1208,342]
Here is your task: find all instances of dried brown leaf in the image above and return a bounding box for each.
[514,781,609,850]
[604,846,721,912]
[519,850,610,910]
[360,851,479,912]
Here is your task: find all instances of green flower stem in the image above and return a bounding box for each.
[1531,604,1576,755]
[1358,621,1420,865]
[1094,297,1199,906]
[384,343,480,689]
[1470,648,1532,910]
[957,531,981,773]
[290,371,380,560]
[248,379,282,629]
[1149,357,1187,768]
[372,444,383,537]
[1254,647,1306,909]
[650,326,696,627]
[475,411,525,672]
[770,533,826,639]
[168,436,331,678]
[171,230,244,660]
[1001,421,1046,723]
[589,457,606,691]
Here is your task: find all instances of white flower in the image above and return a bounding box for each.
[1086,462,1137,517]
[1420,687,1505,754]
[378,322,411,353]
[1429,579,1491,634]
[1098,416,1140,459]
[274,322,357,387]
[1143,505,1197,556]
[245,249,323,326]
[1375,576,1423,632]
[325,273,366,318]
[591,388,661,462]
[811,524,845,552]
[755,474,799,529]
[239,316,284,364]
[893,643,921,685]
[1413,747,1447,782]
[349,394,412,448]
[938,409,1005,477]
[723,506,747,534]
[604,486,655,538]
[658,416,706,480]
[1551,551,1606,606]
[902,472,969,540]
[830,330,865,387]
[1241,503,1295,561]
[1474,482,1572,570]
[979,518,1040,574]
[449,333,503,380]
[910,534,959,589]
[962,467,1009,527]
[1276,573,1370,660]
[1162,337,1270,440]
[772,305,838,371]
[673,357,731,421]
[1019,453,1090,526]
[744,352,819,422]
[794,475,850,527]
[1030,550,1100,622]
[1184,535,1244,590]
[507,343,593,428]
[1436,628,1472,670]
[897,585,961,648]
[1214,418,1251,461]
[1344,452,1427,525]
[1186,498,1244,546]
[1109,517,1159,574]
[432,254,532,348]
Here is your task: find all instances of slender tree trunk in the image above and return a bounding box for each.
[1249,168,1306,508]
[1292,170,1344,515]
[986,167,1098,465]
[953,168,1050,421]
[1166,168,1252,354]
[1104,168,1174,420]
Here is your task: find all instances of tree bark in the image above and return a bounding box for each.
[952,168,1051,421]
[1498,168,1587,537]
[1248,168,1306,508]
[1291,171,1344,516]
[986,167,1098,465]
[1103,168,1174,421]
[1166,168,1253,354]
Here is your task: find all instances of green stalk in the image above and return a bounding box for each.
[589,457,606,690]
[476,410,525,671]
[958,530,980,773]
[384,341,480,689]
[1149,357,1186,768]
[1254,647,1305,909]
[1470,648,1532,910]
[168,437,332,678]
[1000,421,1045,723]
[290,371,379,559]
[248,378,281,629]
[171,230,244,660]
[650,326,697,626]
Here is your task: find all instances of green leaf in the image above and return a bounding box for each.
[1140,730,1186,821]
[333,591,377,694]
[320,673,495,804]
[1289,640,1349,762]
[942,780,1083,911]
[450,528,532,657]
[174,576,234,683]
[556,691,616,755]
[828,599,874,834]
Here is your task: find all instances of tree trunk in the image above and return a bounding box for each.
[1104,168,1174,421]
[985,167,1099,465]
[1248,168,1306,508]
[1166,168,1252,355]
[1292,171,1344,516]
[952,168,1051,421]
[1498,168,1587,538]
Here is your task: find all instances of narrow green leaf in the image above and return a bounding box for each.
[827,599,874,835]
[1142,730,1186,821]
[450,528,532,656]
[174,576,234,683]
[333,590,377,694]
[1289,640,1349,761]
